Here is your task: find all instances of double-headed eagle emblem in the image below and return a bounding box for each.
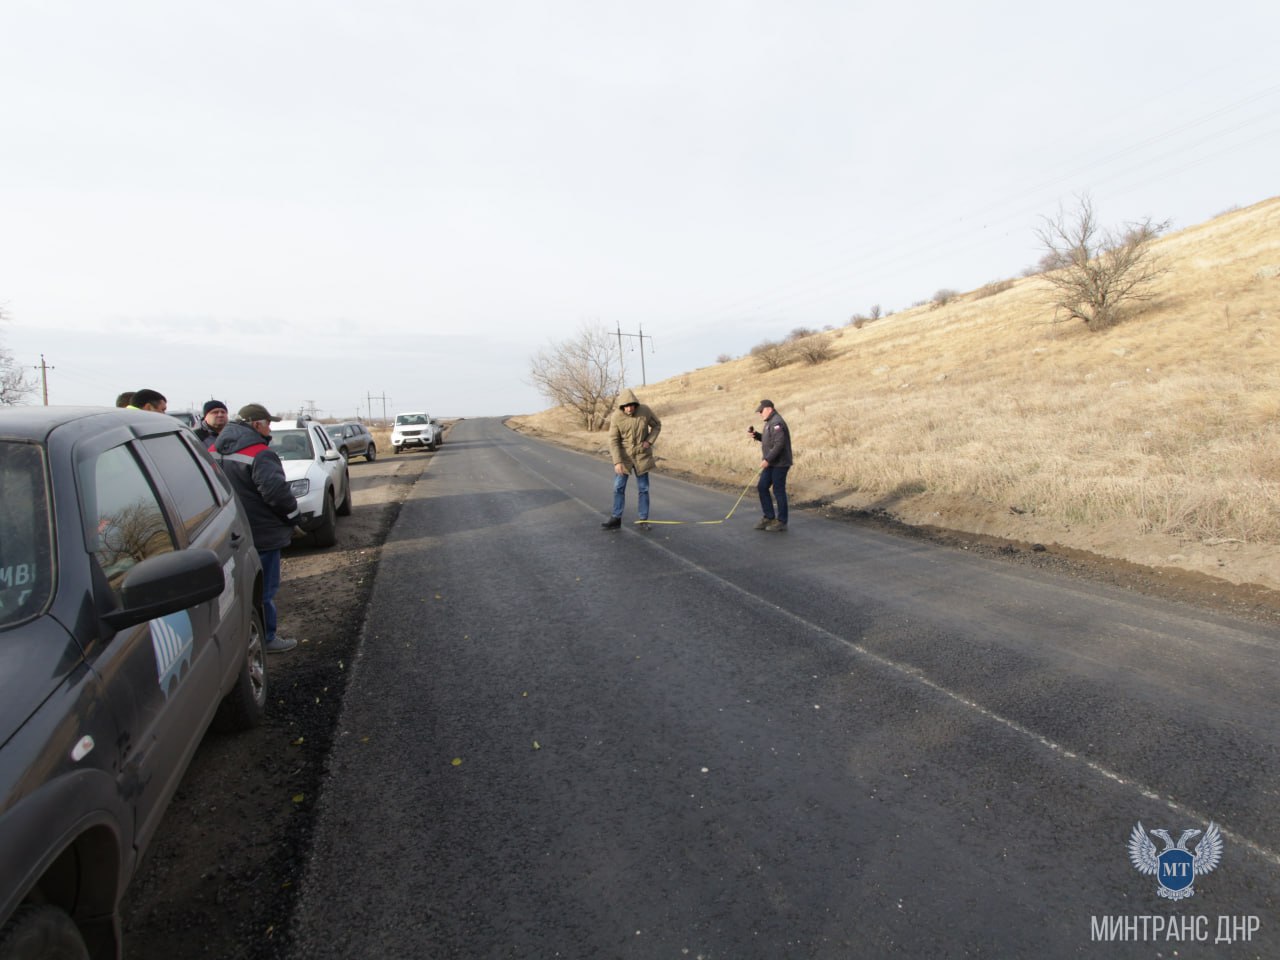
[1128,821,1223,900]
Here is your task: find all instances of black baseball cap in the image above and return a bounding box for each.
[755,399,775,412]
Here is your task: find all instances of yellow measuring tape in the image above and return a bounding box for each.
[633,474,758,526]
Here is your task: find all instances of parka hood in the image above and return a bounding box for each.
[617,388,641,410]
[212,420,269,457]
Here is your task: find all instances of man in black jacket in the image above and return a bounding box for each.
[748,399,793,532]
[213,403,302,652]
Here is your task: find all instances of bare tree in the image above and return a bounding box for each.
[1,310,37,406]
[528,323,622,431]
[1035,194,1170,331]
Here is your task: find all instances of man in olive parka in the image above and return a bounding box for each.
[602,387,662,528]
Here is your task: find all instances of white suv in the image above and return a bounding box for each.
[391,412,440,453]
[269,419,351,547]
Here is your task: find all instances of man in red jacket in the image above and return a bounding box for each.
[212,403,302,652]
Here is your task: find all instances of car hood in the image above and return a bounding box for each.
[0,616,83,752]
[278,460,320,483]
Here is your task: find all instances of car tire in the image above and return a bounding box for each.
[365,443,377,462]
[336,480,352,517]
[212,606,267,733]
[312,491,338,548]
[427,440,437,451]
[0,904,89,960]
[338,447,350,462]
[394,446,401,454]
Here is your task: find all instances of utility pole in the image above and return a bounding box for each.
[33,354,54,405]
[367,391,390,425]
[614,323,654,386]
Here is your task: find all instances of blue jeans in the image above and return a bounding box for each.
[612,471,650,520]
[758,465,789,524]
[259,548,282,642]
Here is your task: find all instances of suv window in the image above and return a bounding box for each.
[0,441,53,627]
[140,434,219,540]
[273,429,314,461]
[81,444,176,590]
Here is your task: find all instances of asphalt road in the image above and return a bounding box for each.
[288,418,1280,959]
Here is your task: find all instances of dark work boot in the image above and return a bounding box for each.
[601,516,622,529]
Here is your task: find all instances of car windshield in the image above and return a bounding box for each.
[0,441,54,627]
[396,414,427,425]
[272,429,314,461]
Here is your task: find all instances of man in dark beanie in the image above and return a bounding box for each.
[212,403,301,653]
[194,399,229,446]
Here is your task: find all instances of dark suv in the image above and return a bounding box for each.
[323,421,377,462]
[0,406,268,959]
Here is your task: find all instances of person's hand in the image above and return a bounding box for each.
[760,459,768,470]
[614,463,627,476]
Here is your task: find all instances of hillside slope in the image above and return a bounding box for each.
[512,197,1280,595]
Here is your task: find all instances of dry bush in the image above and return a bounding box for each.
[932,289,960,307]
[973,279,1015,301]
[750,339,794,371]
[793,334,835,365]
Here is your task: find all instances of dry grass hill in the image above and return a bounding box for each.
[511,197,1280,594]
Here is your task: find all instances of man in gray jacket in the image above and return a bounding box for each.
[748,399,792,531]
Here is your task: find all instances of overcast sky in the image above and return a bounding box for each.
[2,1,1277,419]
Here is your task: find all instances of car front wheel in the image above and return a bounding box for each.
[312,491,338,547]
[365,443,377,462]
[212,606,267,732]
[0,904,89,960]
